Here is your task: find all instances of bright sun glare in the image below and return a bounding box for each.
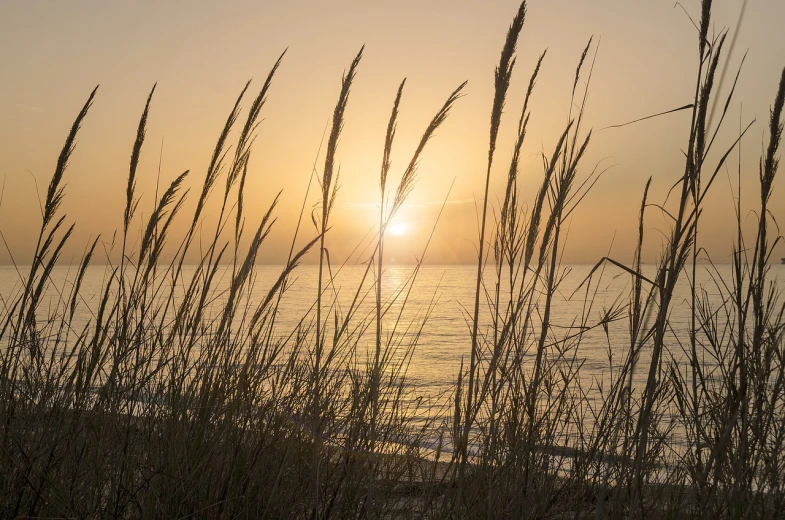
[389,223,407,236]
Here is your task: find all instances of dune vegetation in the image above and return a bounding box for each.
[2,0,785,517]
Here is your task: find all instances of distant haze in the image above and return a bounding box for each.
[1,0,784,265]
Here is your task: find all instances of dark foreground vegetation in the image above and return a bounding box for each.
[2,0,785,517]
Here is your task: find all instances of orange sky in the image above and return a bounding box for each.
[1,0,784,265]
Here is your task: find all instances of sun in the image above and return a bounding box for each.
[388,222,407,236]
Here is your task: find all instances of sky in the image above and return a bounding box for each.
[1,0,784,266]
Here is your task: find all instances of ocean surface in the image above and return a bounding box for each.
[2,263,784,447]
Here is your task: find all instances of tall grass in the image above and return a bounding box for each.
[1,0,784,518]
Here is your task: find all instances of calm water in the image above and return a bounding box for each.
[2,263,784,436]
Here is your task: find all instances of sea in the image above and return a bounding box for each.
[2,263,784,451]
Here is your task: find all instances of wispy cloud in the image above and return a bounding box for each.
[412,198,474,208]
[336,198,474,211]
[14,103,45,113]
[334,201,379,211]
